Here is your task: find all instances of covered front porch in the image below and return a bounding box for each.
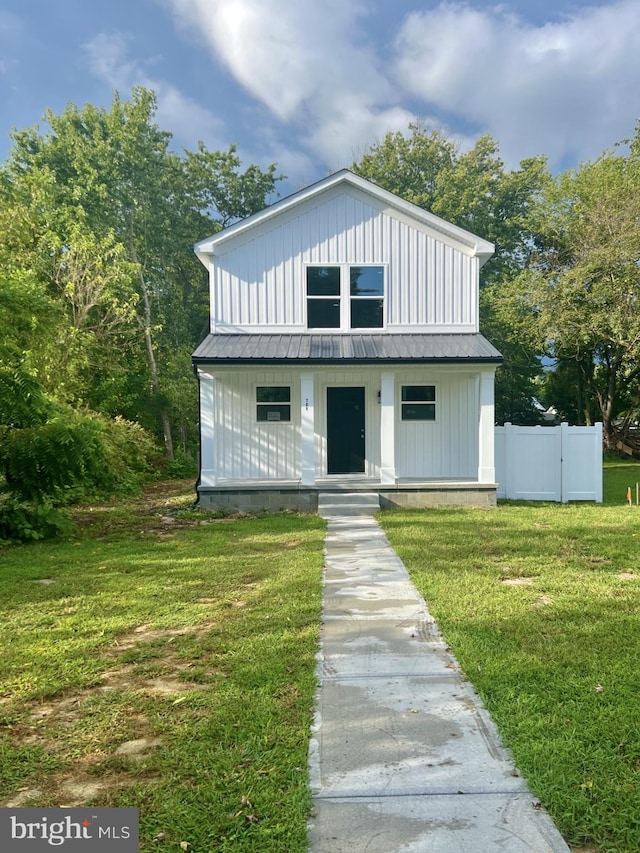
[194,333,501,511]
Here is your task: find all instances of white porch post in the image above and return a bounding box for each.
[198,370,216,486]
[380,372,396,484]
[300,373,315,486]
[478,369,496,484]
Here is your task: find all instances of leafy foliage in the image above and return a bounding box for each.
[0,499,72,545]
[1,87,281,459]
[0,87,282,540]
[513,122,640,443]
[0,367,53,429]
[353,124,550,423]
[0,409,157,505]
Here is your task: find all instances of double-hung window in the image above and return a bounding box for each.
[350,266,384,328]
[306,267,341,328]
[401,385,436,421]
[306,265,384,329]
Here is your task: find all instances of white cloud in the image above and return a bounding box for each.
[161,0,419,168]
[163,0,385,120]
[393,0,640,167]
[83,32,226,150]
[156,0,640,177]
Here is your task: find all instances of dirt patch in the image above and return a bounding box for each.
[1,581,222,809]
[115,738,162,757]
[50,773,162,807]
[4,789,43,807]
[619,572,636,580]
[59,780,107,805]
[500,577,537,586]
[68,479,199,538]
[29,695,88,725]
[66,477,263,541]
[109,621,216,652]
[533,594,554,607]
[141,677,199,695]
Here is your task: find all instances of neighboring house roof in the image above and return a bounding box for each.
[193,169,495,267]
[192,333,503,365]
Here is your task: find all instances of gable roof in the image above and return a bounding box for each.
[194,169,494,267]
[193,333,502,365]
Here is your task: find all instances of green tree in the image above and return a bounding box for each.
[353,125,549,423]
[1,88,281,457]
[518,128,640,445]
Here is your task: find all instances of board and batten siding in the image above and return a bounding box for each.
[210,186,479,333]
[211,370,301,482]
[200,366,480,483]
[395,371,479,480]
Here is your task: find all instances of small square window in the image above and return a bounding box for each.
[257,386,291,422]
[401,385,436,421]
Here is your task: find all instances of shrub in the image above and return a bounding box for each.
[1,413,107,501]
[99,415,162,484]
[0,498,72,545]
[163,451,197,479]
[0,411,160,505]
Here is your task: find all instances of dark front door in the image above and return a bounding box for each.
[327,387,366,474]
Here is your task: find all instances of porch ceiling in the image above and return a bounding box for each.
[192,333,502,364]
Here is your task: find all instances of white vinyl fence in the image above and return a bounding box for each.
[495,422,603,503]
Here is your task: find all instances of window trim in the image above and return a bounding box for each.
[305,263,386,331]
[255,385,292,423]
[400,384,437,422]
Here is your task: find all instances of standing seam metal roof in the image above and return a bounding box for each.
[192,333,503,363]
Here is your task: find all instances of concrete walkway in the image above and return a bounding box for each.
[307,510,570,853]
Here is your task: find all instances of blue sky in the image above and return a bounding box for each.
[1,0,639,191]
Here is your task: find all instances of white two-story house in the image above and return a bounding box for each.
[192,170,502,511]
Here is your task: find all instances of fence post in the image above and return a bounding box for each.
[595,422,603,503]
[560,422,569,503]
[504,422,513,500]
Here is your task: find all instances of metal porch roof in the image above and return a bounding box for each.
[192,333,503,364]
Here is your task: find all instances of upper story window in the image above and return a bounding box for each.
[350,266,384,328]
[307,267,341,328]
[306,265,384,330]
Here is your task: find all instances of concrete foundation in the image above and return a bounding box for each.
[380,484,497,509]
[197,487,318,513]
[197,483,497,513]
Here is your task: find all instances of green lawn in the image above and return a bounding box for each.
[0,489,325,853]
[2,463,640,852]
[379,459,640,853]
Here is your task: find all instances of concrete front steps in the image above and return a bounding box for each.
[317,491,380,517]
